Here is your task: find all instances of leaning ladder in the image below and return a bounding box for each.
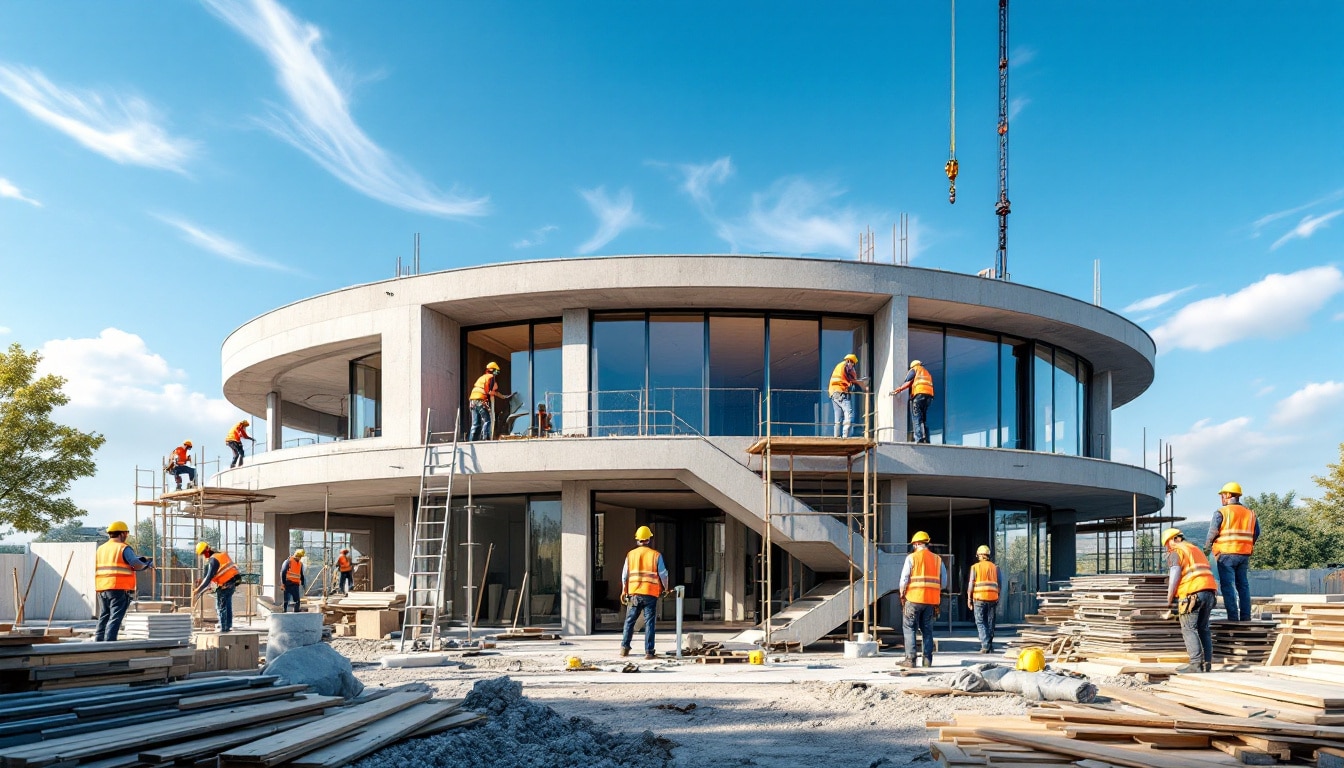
[399,409,460,652]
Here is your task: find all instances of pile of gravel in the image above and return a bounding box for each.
[353,677,676,768]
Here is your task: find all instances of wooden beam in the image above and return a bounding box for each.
[218,690,428,767]
[288,701,461,768]
[975,728,1240,768]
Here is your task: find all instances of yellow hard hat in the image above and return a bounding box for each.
[239,420,250,426]
[1016,647,1046,672]
[196,541,210,556]
[910,531,930,544]
[843,354,858,363]
[976,545,991,556]
[566,656,583,669]
[486,361,501,371]
[909,360,923,368]
[1219,482,1243,496]
[107,521,130,534]
[1161,527,1183,547]
[635,525,653,541]
[183,440,193,447]
[294,548,306,558]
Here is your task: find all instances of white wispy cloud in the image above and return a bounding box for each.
[1166,416,1289,490]
[0,177,40,206]
[1273,381,1344,426]
[1270,209,1343,251]
[0,327,11,335]
[1151,266,1344,352]
[513,224,558,249]
[716,177,873,255]
[1011,46,1037,67]
[576,187,644,254]
[678,156,733,210]
[1008,97,1030,122]
[155,213,292,271]
[1122,285,1196,314]
[1251,189,1344,236]
[0,64,195,172]
[203,0,487,218]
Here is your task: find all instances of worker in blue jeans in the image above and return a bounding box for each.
[619,526,669,659]
[1205,481,1259,621]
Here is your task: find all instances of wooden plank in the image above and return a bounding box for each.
[974,728,1238,768]
[176,684,308,710]
[1209,739,1276,765]
[218,690,428,767]
[1173,671,1344,709]
[288,700,458,768]
[1097,686,1203,718]
[138,715,324,763]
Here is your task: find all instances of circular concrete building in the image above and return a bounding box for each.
[218,255,1164,638]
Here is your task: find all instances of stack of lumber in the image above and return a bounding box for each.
[1262,594,1344,666]
[119,613,194,641]
[1061,574,1187,657]
[0,639,195,693]
[928,670,1344,767]
[1161,667,1344,725]
[0,674,483,768]
[1015,587,1076,650]
[491,627,562,642]
[1211,619,1278,665]
[321,593,407,639]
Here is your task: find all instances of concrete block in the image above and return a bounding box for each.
[355,609,401,640]
[843,640,878,658]
[685,633,704,651]
[266,612,323,664]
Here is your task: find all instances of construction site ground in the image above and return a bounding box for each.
[336,630,1130,768]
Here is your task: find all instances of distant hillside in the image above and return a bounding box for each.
[1180,520,1211,546]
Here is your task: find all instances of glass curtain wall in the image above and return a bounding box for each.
[649,315,705,434]
[528,497,562,622]
[820,317,871,437]
[464,321,563,438]
[907,325,946,443]
[944,331,998,447]
[769,317,820,436]
[709,315,765,436]
[533,323,562,435]
[589,313,646,436]
[349,352,382,439]
[445,494,561,627]
[1000,339,1030,449]
[992,503,1050,623]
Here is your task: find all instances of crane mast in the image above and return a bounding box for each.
[995,0,1011,281]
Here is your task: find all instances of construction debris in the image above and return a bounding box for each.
[265,642,364,699]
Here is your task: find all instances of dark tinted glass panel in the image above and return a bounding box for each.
[821,316,870,436]
[944,330,998,447]
[533,323,562,435]
[907,324,945,443]
[1033,345,1054,452]
[591,313,645,435]
[465,324,529,439]
[1077,359,1091,457]
[1053,350,1079,455]
[709,315,764,436]
[649,314,705,434]
[1000,338,1029,449]
[349,352,381,439]
[769,317,820,436]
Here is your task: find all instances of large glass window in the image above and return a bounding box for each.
[649,314,705,434]
[1033,345,1055,453]
[769,317,820,436]
[709,315,765,436]
[464,321,562,439]
[1000,338,1029,449]
[528,497,562,623]
[349,353,382,439]
[907,324,946,444]
[590,313,646,436]
[1053,350,1080,456]
[944,330,998,447]
[820,317,870,436]
[533,323,562,435]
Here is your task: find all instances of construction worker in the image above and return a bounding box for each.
[899,531,947,667]
[1206,482,1259,622]
[968,545,1002,654]
[168,440,196,490]
[281,548,306,612]
[1163,527,1217,673]
[828,353,867,438]
[192,542,242,633]
[467,362,512,441]
[891,360,935,443]
[619,525,669,660]
[336,549,354,594]
[226,420,253,468]
[94,521,153,641]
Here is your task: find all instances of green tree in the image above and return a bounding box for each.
[33,519,102,543]
[131,518,160,557]
[1245,491,1329,570]
[0,343,106,534]
[1305,443,1344,564]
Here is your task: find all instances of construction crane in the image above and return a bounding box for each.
[995,0,1011,281]
[944,0,958,204]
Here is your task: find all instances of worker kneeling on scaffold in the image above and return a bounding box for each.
[619,525,669,660]
[898,531,947,668]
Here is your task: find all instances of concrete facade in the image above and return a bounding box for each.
[214,255,1166,635]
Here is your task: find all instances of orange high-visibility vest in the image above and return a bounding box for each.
[227,423,248,441]
[906,548,943,605]
[970,560,1000,602]
[337,555,352,572]
[625,546,663,597]
[210,552,240,586]
[911,365,934,396]
[828,361,856,394]
[172,446,190,466]
[1212,504,1257,556]
[284,557,304,584]
[96,540,137,592]
[469,373,497,402]
[1173,540,1216,598]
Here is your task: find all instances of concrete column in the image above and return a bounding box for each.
[419,307,461,438]
[872,296,905,440]
[266,391,283,451]
[560,480,593,635]
[393,496,413,596]
[723,516,745,621]
[562,308,590,436]
[877,478,907,626]
[263,511,278,599]
[380,304,420,445]
[1089,370,1113,460]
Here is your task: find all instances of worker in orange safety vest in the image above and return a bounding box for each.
[192,542,242,632]
[95,521,153,641]
[1205,481,1259,622]
[336,549,354,594]
[828,353,867,438]
[281,549,307,612]
[168,440,196,490]
[967,545,1003,654]
[226,420,253,468]
[619,525,669,660]
[891,360,935,443]
[899,531,947,667]
[1164,527,1217,673]
[467,362,513,441]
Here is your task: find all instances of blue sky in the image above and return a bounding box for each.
[1,1,1341,537]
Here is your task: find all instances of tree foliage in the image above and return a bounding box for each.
[1245,491,1331,570]
[1305,443,1344,565]
[33,520,103,543]
[0,343,105,534]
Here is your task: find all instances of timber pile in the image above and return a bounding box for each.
[119,614,194,641]
[0,639,194,693]
[1262,595,1344,667]
[928,670,1344,767]
[0,675,483,768]
[1211,619,1278,665]
[1061,574,1186,657]
[1015,587,1076,650]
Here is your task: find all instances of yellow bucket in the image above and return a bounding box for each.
[748,650,765,665]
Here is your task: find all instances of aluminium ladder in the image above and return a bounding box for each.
[399,409,461,651]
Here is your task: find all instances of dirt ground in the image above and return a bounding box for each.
[339,637,1042,768]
